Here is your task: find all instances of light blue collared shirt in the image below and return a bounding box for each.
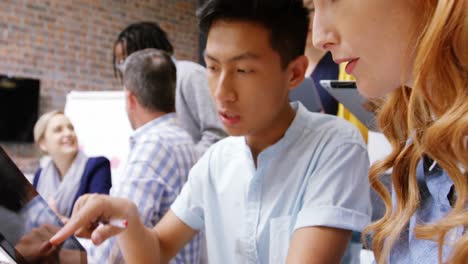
[389,158,464,263]
[172,102,371,264]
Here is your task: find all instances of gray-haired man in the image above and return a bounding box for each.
[89,49,200,264]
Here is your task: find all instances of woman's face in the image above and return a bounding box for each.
[312,0,420,98]
[40,114,78,158]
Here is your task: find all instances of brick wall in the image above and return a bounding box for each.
[0,0,200,174]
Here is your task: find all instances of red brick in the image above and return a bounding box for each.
[1,0,199,173]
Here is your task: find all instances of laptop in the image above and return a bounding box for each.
[320,80,377,131]
[0,146,87,263]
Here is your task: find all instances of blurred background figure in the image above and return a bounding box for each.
[303,0,339,115]
[32,110,112,220]
[113,22,227,157]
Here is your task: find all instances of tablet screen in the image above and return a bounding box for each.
[0,147,87,264]
[0,234,19,264]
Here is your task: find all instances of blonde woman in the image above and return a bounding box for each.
[33,111,112,219]
[311,0,467,263]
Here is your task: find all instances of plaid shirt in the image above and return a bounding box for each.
[88,113,201,264]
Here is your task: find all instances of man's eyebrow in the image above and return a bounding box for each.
[204,51,261,63]
[228,52,261,62]
[203,52,219,63]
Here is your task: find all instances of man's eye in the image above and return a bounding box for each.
[207,65,218,72]
[237,68,253,74]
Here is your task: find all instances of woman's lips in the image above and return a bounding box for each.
[345,59,359,75]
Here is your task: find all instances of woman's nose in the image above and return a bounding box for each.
[63,128,74,137]
[312,13,338,51]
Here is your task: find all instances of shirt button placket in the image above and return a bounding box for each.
[246,170,262,263]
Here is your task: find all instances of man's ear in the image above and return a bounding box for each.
[287,55,308,91]
[125,89,138,110]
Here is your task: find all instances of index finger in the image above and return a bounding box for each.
[49,211,91,245]
[49,195,104,245]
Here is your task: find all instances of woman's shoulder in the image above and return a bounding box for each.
[86,156,110,167]
[79,156,112,194]
[84,156,111,177]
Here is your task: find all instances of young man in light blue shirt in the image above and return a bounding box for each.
[51,0,371,263]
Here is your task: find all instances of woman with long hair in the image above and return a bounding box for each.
[313,0,467,263]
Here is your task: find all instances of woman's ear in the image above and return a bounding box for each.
[38,138,48,154]
[287,55,308,91]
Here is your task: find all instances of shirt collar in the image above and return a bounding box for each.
[129,113,176,146]
[242,102,307,164]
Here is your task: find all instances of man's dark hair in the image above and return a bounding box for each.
[197,0,309,68]
[123,49,176,113]
[113,22,174,78]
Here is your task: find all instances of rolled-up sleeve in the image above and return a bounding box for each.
[295,141,372,232]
